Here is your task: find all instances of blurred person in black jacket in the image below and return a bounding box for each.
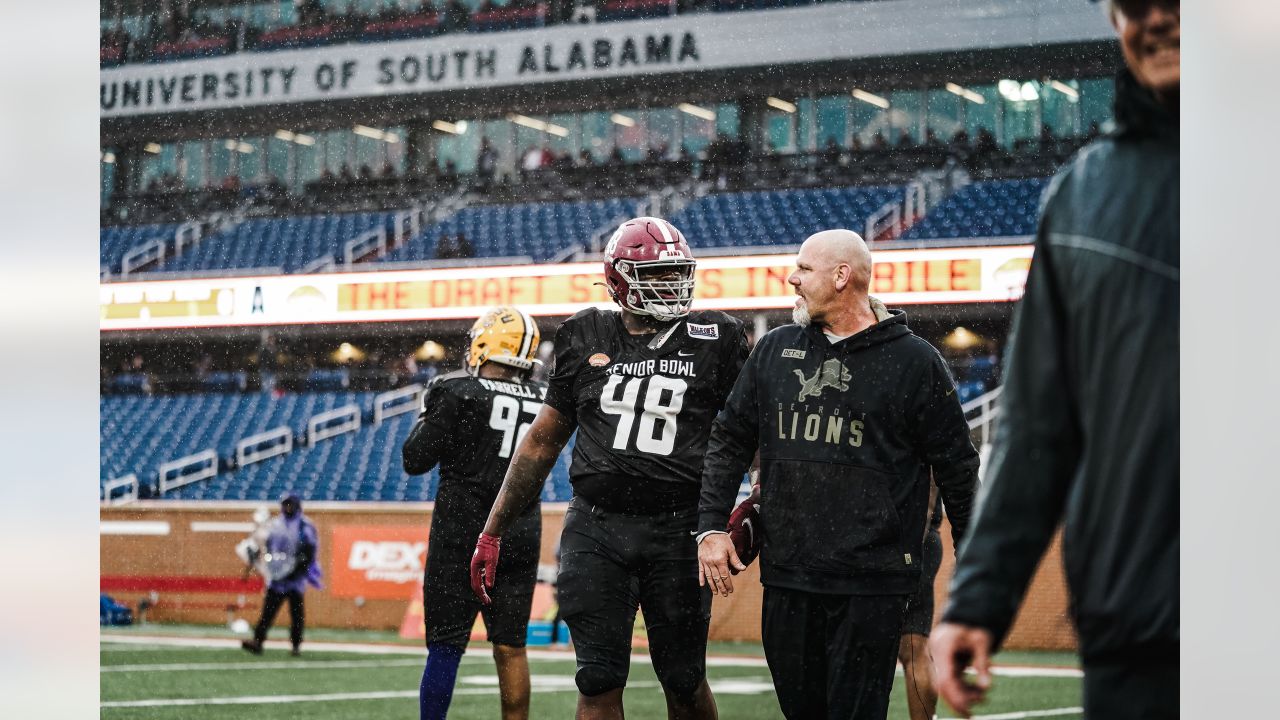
[931,2,1179,718]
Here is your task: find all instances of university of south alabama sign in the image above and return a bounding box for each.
[100,0,1113,118]
[100,30,701,116]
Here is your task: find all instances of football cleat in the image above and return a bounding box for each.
[727,483,763,573]
[602,217,697,321]
[465,306,540,374]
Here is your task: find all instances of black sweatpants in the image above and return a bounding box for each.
[254,589,305,649]
[762,586,909,720]
[1083,656,1178,720]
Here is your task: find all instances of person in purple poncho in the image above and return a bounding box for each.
[241,493,322,656]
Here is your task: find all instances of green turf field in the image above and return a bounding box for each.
[101,628,1082,719]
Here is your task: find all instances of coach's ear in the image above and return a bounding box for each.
[833,262,852,292]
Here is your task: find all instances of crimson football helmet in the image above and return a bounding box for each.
[728,482,763,573]
[603,217,696,321]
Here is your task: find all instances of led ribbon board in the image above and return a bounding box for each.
[99,245,1033,331]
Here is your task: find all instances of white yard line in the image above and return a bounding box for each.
[103,659,428,673]
[965,708,1084,720]
[102,635,424,656]
[101,683,661,709]
[100,644,232,652]
[985,666,1083,679]
[100,633,761,667]
[103,688,482,708]
[100,633,1080,679]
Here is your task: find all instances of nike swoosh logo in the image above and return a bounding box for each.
[678,350,695,357]
[945,387,956,397]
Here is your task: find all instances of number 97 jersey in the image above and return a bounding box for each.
[544,308,749,504]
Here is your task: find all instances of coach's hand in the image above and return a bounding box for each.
[697,533,746,597]
[930,622,994,718]
[470,533,502,605]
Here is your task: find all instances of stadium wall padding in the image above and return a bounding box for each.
[99,504,1076,651]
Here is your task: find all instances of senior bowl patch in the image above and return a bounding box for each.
[588,353,611,367]
[686,323,719,340]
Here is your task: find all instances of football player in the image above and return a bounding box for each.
[470,217,749,719]
[403,306,546,720]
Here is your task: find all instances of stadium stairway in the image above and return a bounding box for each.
[152,211,399,274]
[100,222,182,275]
[96,179,1045,281]
[379,197,640,264]
[100,390,573,503]
[100,391,371,489]
[898,177,1050,241]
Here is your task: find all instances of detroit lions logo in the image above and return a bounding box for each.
[794,359,851,401]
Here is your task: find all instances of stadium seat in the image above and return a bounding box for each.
[101,390,574,503]
[900,178,1050,241]
[380,197,640,263]
[100,391,371,493]
[100,222,181,274]
[669,185,905,250]
[153,211,397,274]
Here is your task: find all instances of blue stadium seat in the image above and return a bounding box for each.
[100,391,372,492]
[100,223,181,274]
[901,178,1050,241]
[381,198,640,264]
[154,211,397,274]
[101,390,574,503]
[669,185,905,249]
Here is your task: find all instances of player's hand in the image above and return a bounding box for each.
[470,533,502,605]
[698,533,745,597]
[930,622,994,718]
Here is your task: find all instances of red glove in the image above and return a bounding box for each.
[727,483,763,573]
[470,533,502,605]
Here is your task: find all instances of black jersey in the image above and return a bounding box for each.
[544,308,748,512]
[403,371,548,525]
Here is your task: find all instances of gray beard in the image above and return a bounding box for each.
[792,302,810,326]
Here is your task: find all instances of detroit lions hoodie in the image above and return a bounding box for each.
[699,301,979,595]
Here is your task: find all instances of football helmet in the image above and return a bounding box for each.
[727,482,763,573]
[603,217,697,321]
[465,306,540,374]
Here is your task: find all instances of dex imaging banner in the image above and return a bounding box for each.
[329,525,430,600]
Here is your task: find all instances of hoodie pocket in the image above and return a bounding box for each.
[763,462,906,576]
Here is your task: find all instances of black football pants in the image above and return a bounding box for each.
[762,586,909,720]
[254,589,305,649]
[1083,655,1178,719]
[557,497,711,701]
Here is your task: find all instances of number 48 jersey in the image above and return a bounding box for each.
[545,308,749,510]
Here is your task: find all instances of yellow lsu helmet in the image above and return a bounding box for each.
[465,306,540,374]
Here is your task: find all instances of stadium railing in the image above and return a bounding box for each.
[373,385,426,427]
[236,427,293,468]
[158,449,219,495]
[963,385,1003,453]
[307,405,362,447]
[102,474,139,505]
